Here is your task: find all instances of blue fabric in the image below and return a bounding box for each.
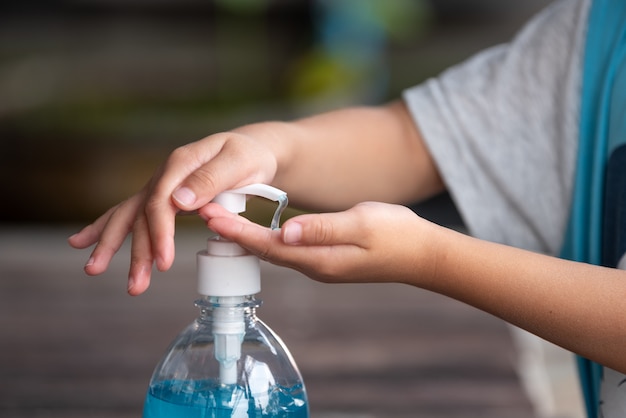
[559,0,626,417]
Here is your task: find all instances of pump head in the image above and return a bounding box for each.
[196,184,288,297]
[211,184,288,216]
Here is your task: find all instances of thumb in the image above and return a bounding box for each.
[281,210,366,247]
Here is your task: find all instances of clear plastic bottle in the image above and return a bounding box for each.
[142,295,309,418]
[142,185,309,418]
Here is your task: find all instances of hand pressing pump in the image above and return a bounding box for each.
[143,184,309,418]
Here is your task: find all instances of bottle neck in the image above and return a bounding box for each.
[195,295,261,319]
[194,295,262,385]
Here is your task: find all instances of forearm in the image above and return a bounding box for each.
[236,101,444,211]
[203,197,626,371]
[421,225,626,373]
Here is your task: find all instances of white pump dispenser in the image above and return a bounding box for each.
[196,184,288,385]
[142,184,308,417]
[197,184,287,297]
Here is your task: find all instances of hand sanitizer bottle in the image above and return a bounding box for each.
[142,184,309,418]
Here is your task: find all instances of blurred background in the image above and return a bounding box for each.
[1,0,552,224]
[2,1,589,418]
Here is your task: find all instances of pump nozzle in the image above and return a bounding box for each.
[212,184,288,230]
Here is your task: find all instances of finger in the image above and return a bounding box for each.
[207,214,365,283]
[128,212,154,296]
[171,137,271,211]
[83,197,143,276]
[208,207,368,258]
[198,202,241,222]
[142,146,217,270]
[281,210,368,247]
[144,139,234,269]
[143,193,177,272]
[168,139,230,211]
[207,215,279,257]
[68,204,121,249]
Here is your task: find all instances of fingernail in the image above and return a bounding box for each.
[173,187,196,207]
[127,275,136,293]
[85,257,95,268]
[155,256,166,272]
[282,222,302,245]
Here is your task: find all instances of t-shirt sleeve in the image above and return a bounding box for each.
[403,0,589,255]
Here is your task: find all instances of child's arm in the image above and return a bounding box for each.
[205,201,626,374]
[69,100,444,295]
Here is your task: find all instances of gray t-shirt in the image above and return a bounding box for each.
[404,0,587,256]
[403,0,625,417]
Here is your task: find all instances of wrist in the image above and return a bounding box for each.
[399,217,456,290]
[232,121,298,187]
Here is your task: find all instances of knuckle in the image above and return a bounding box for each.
[256,246,272,262]
[143,193,160,211]
[310,250,344,281]
[167,144,195,167]
[143,194,164,218]
[351,201,375,219]
[251,230,276,262]
[106,201,132,231]
[351,202,378,231]
[315,266,339,282]
[252,237,271,262]
[311,216,334,244]
[189,167,220,191]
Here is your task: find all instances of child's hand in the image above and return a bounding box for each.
[67,102,441,295]
[68,130,279,295]
[202,201,437,285]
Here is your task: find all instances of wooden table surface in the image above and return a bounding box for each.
[0,226,534,418]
